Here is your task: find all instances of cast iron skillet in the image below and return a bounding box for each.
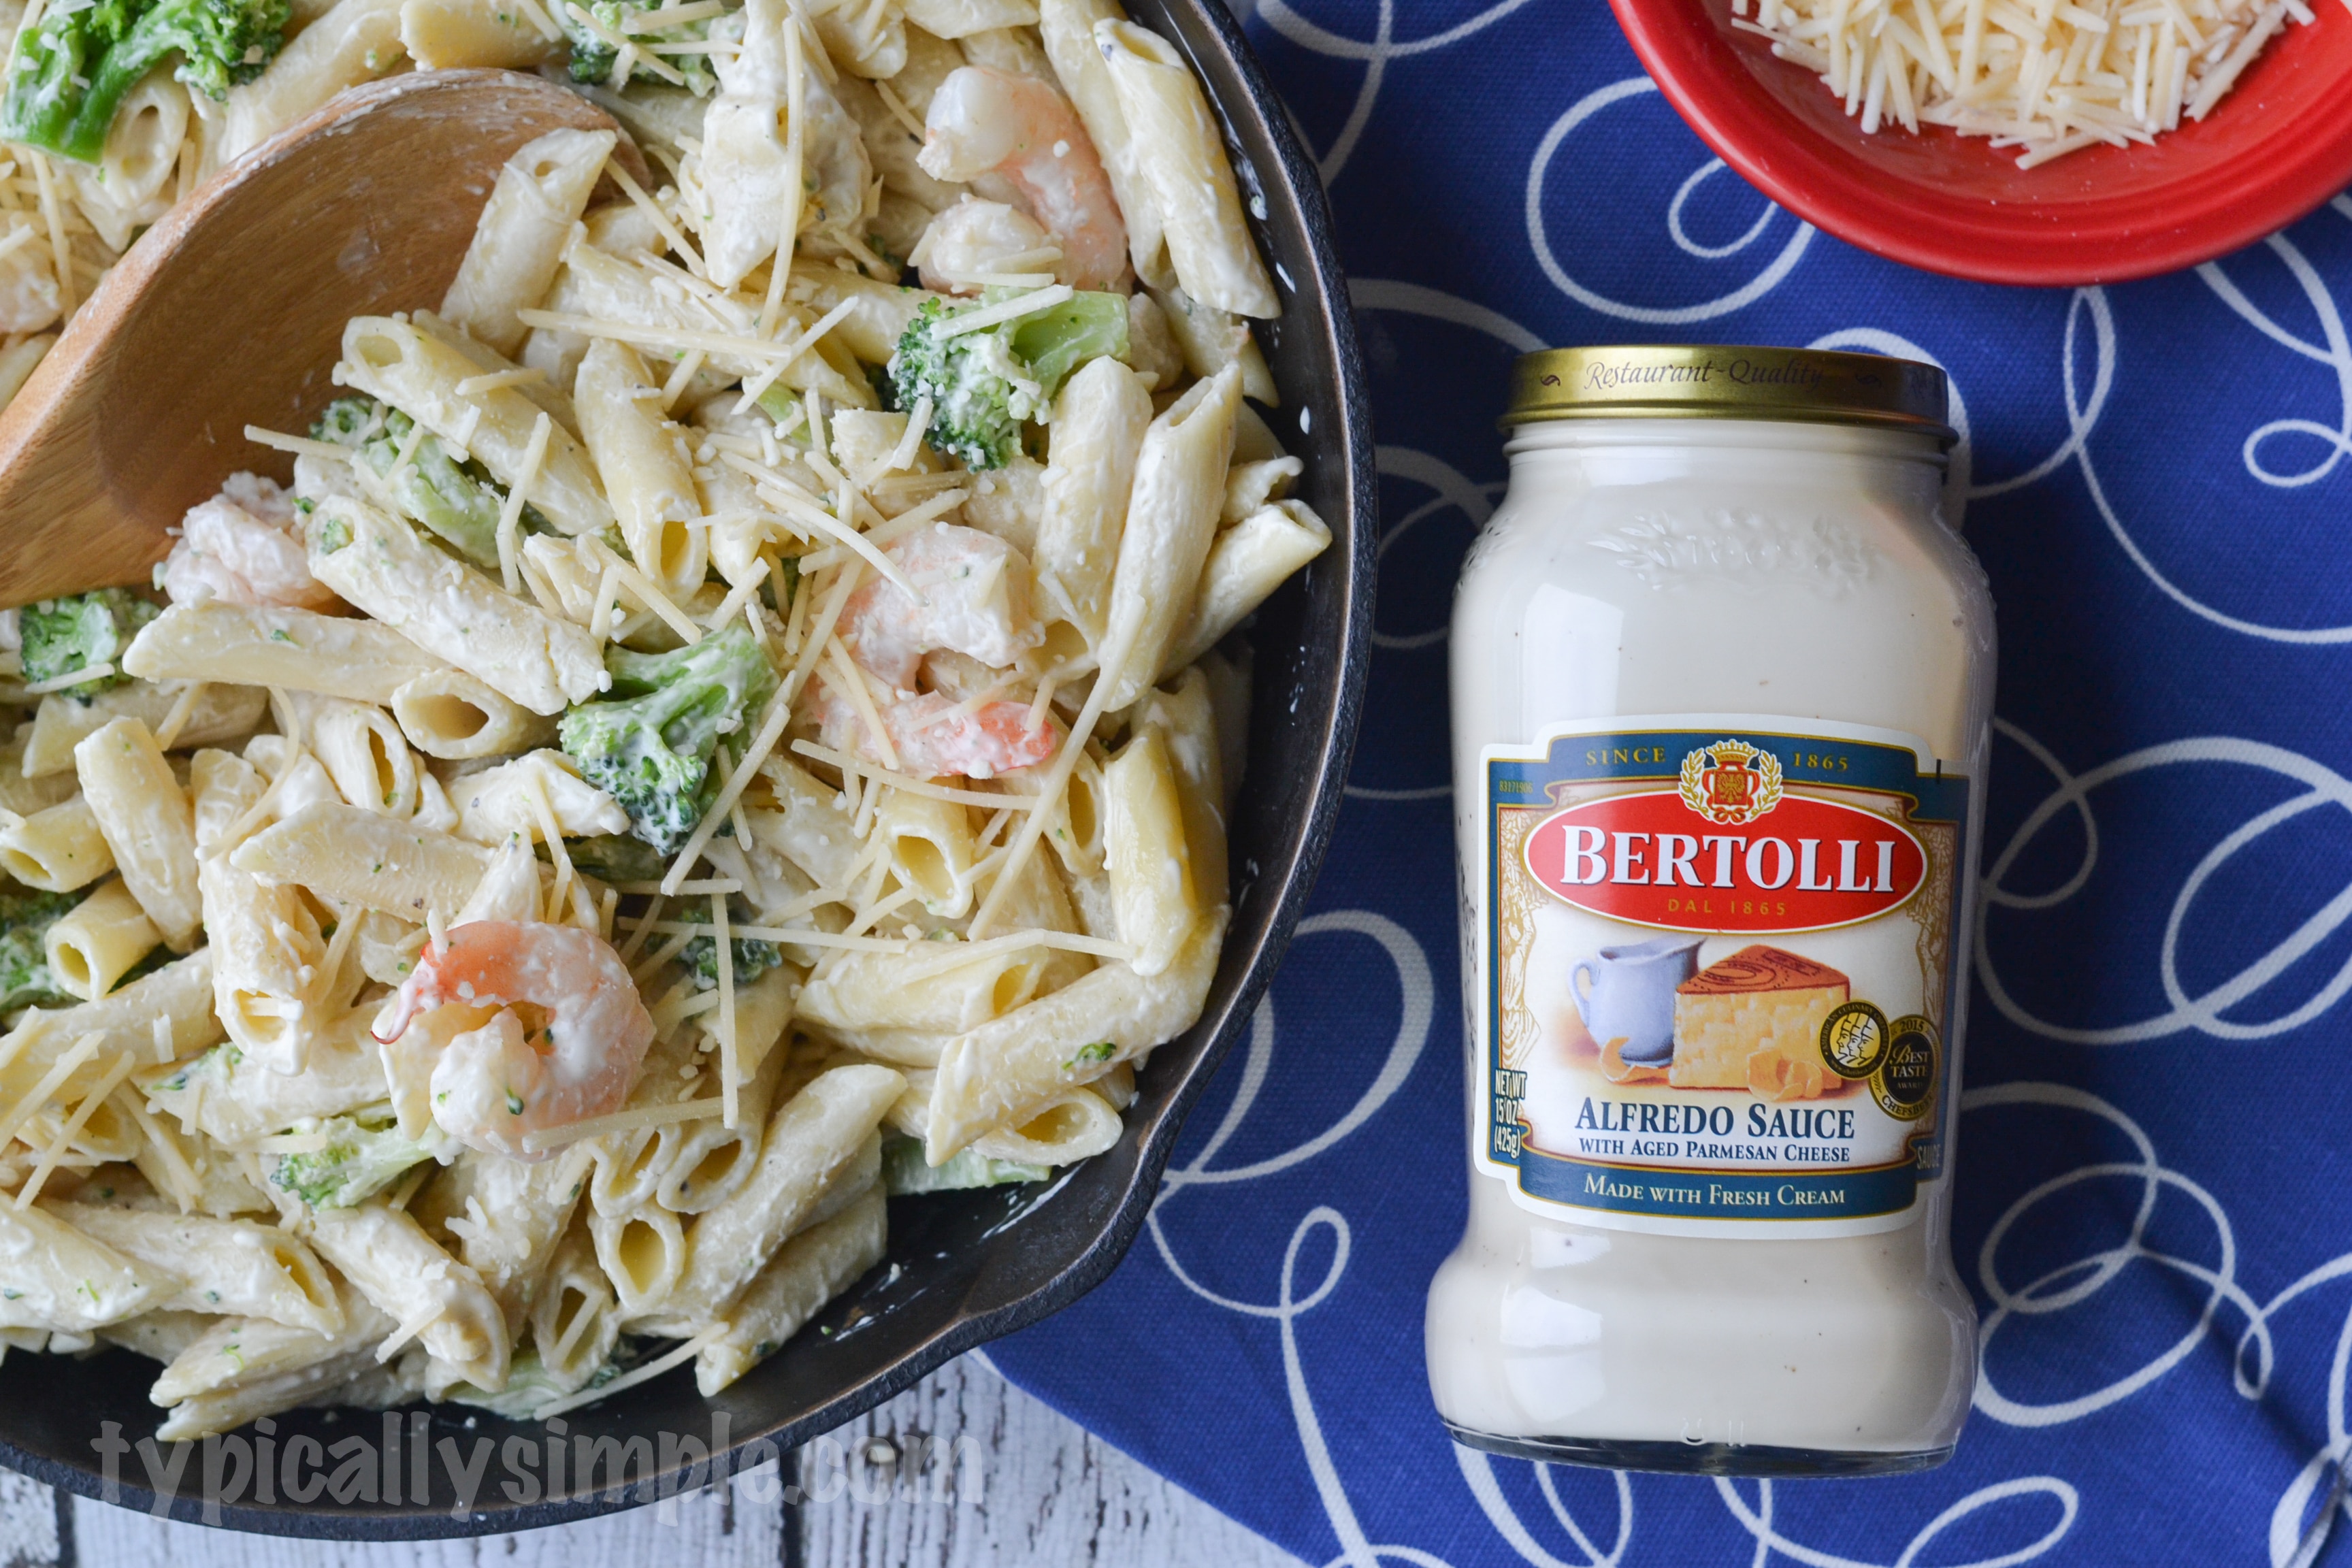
[0,0,1372,1536]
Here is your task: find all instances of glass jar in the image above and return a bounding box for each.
[1426,345,1995,1475]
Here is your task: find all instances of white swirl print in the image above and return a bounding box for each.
[1526,79,1814,325]
[1968,207,2352,642]
[1977,719,2352,1045]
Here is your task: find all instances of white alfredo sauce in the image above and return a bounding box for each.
[1427,346,1995,1475]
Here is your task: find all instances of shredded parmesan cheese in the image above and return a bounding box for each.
[20,662,115,696]
[14,1051,134,1210]
[582,534,703,644]
[935,285,1075,339]
[1737,0,2329,163]
[519,1094,727,1154]
[497,410,553,597]
[244,424,353,461]
[708,891,738,1128]
[530,1327,725,1418]
[0,1032,100,1152]
[789,739,1039,811]
[454,368,546,397]
[152,681,206,751]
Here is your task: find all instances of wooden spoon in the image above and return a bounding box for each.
[0,69,640,607]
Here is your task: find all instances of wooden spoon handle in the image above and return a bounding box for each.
[0,69,631,608]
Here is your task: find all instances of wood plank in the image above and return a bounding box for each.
[0,1469,59,1567]
[68,1462,785,1567]
[12,1355,1301,1566]
[795,1354,1307,1568]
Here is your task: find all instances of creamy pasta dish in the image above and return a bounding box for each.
[0,0,1325,1438]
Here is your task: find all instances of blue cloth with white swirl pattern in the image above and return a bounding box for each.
[987,3,2352,1562]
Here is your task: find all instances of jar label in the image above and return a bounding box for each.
[1475,715,1969,1237]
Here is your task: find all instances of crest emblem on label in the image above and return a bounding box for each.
[1678,740,1784,826]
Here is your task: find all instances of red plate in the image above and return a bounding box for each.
[1608,0,2352,284]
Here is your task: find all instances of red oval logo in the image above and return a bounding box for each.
[1522,789,1925,933]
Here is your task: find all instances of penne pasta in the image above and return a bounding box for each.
[1149,283,1279,406]
[1034,355,1152,644]
[1098,364,1241,709]
[389,668,560,761]
[20,681,267,777]
[190,749,328,1074]
[926,905,1225,1161]
[301,1202,510,1395]
[399,0,564,69]
[230,800,493,924]
[415,1145,593,1334]
[443,128,618,357]
[1102,725,1196,977]
[1039,0,1171,288]
[635,1064,900,1333]
[529,1216,622,1393]
[307,495,608,716]
[0,1203,176,1333]
[900,0,1038,39]
[48,1203,344,1335]
[214,0,408,169]
[141,1009,388,1149]
[0,796,114,892]
[575,337,708,599]
[1163,497,1331,676]
[277,691,424,819]
[122,601,448,704]
[1096,20,1278,318]
[42,878,160,1002]
[593,1203,689,1320]
[695,1183,885,1394]
[3,952,221,1107]
[74,718,203,949]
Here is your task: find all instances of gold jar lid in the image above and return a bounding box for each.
[1505,344,1954,441]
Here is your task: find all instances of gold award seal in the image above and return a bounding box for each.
[1818,1000,1891,1080]
[1872,1016,1939,1122]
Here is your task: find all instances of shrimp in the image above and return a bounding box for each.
[374,921,656,1162]
[161,473,339,610]
[843,523,1045,690]
[917,67,1128,293]
[810,676,1056,779]
[911,197,1057,297]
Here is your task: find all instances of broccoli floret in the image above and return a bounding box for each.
[679,932,783,991]
[1008,292,1131,404]
[563,832,670,885]
[881,1137,1050,1196]
[0,889,76,1013]
[268,1115,438,1209]
[558,0,716,92]
[312,397,506,568]
[887,291,1130,470]
[0,0,290,164]
[557,623,779,856]
[18,589,157,699]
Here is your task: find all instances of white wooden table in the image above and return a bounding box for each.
[0,1356,1305,1566]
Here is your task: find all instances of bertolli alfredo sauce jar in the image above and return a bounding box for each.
[1427,345,1994,1475]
